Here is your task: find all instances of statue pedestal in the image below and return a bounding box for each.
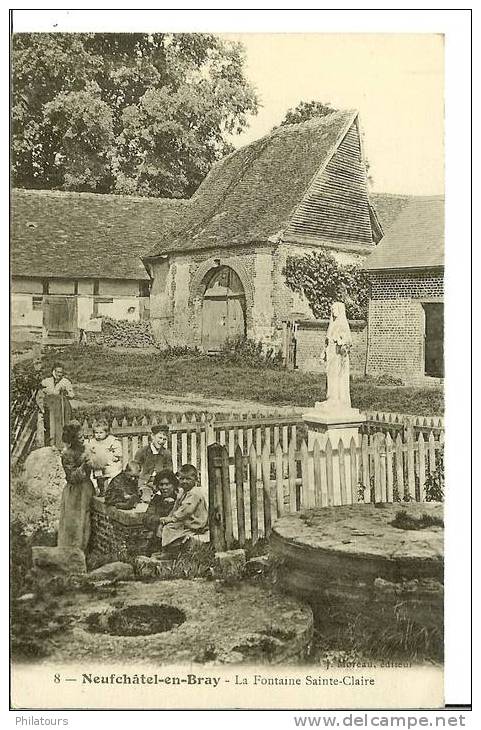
[302,401,366,504]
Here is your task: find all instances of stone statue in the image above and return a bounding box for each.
[322,301,352,409]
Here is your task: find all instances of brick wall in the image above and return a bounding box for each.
[89,498,151,562]
[366,270,444,381]
[295,319,367,374]
[370,270,444,299]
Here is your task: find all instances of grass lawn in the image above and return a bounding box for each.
[42,345,443,416]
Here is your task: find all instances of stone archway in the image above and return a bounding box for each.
[200,265,246,352]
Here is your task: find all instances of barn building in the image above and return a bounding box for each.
[364,196,444,382]
[143,109,381,351]
[11,189,185,341]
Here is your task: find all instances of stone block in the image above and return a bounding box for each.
[31,546,86,575]
[214,548,246,581]
[88,561,134,582]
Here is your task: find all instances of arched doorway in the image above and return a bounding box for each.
[201,266,246,352]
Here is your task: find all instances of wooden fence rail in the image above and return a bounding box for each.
[207,428,444,551]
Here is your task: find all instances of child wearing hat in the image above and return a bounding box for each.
[143,470,181,554]
[133,425,173,502]
[155,464,208,559]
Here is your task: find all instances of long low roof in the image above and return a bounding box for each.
[365,195,444,271]
[11,188,187,280]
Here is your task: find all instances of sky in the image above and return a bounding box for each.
[223,34,444,196]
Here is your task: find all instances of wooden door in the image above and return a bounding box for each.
[201,267,246,352]
[43,296,78,340]
[423,303,444,377]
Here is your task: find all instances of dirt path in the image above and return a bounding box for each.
[74,382,305,416]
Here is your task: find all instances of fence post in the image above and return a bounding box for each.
[207,443,227,552]
[249,443,259,545]
[261,441,272,537]
[234,445,246,546]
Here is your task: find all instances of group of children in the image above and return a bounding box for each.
[85,420,208,559]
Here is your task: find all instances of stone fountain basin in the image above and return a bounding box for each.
[31,579,313,666]
[271,503,443,629]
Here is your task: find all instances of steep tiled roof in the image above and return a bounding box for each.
[365,196,444,271]
[11,189,187,280]
[369,193,418,234]
[145,109,376,258]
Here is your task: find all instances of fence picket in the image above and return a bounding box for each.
[191,429,198,474]
[288,438,297,513]
[312,439,323,507]
[261,441,272,537]
[171,432,178,473]
[200,428,207,491]
[234,444,246,546]
[418,432,426,502]
[428,432,436,474]
[249,443,259,544]
[349,437,358,504]
[338,438,347,505]
[299,439,309,509]
[373,434,382,503]
[406,427,416,501]
[385,433,394,503]
[361,435,370,503]
[275,442,284,517]
[325,438,334,506]
[379,435,387,502]
[395,433,404,501]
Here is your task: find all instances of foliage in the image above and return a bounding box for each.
[11,359,41,406]
[278,100,337,126]
[220,336,283,369]
[283,251,370,319]
[424,448,445,502]
[12,33,258,197]
[390,511,444,531]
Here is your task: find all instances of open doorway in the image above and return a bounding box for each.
[423,302,444,378]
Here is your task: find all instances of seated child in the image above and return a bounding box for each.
[155,464,208,559]
[143,470,181,553]
[104,461,141,510]
[85,419,123,496]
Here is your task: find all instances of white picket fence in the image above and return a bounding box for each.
[207,427,445,550]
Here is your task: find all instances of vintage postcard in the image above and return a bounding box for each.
[9,15,463,712]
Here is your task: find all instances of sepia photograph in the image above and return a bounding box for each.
[8,10,469,713]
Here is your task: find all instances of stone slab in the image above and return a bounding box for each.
[31,546,87,575]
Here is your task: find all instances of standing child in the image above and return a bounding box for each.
[133,425,173,502]
[156,464,208,559]
[85,419,123,496]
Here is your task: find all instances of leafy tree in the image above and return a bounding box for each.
[283,251,370,320]
[279,100,337,126]
[12,33,258,197]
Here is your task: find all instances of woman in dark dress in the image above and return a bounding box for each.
[58,421,94,551]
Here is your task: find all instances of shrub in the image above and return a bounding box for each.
[283,250,370,319]
[424,448,445,502]
[219,336,283,369]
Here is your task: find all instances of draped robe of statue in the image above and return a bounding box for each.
[323,302,353,409]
